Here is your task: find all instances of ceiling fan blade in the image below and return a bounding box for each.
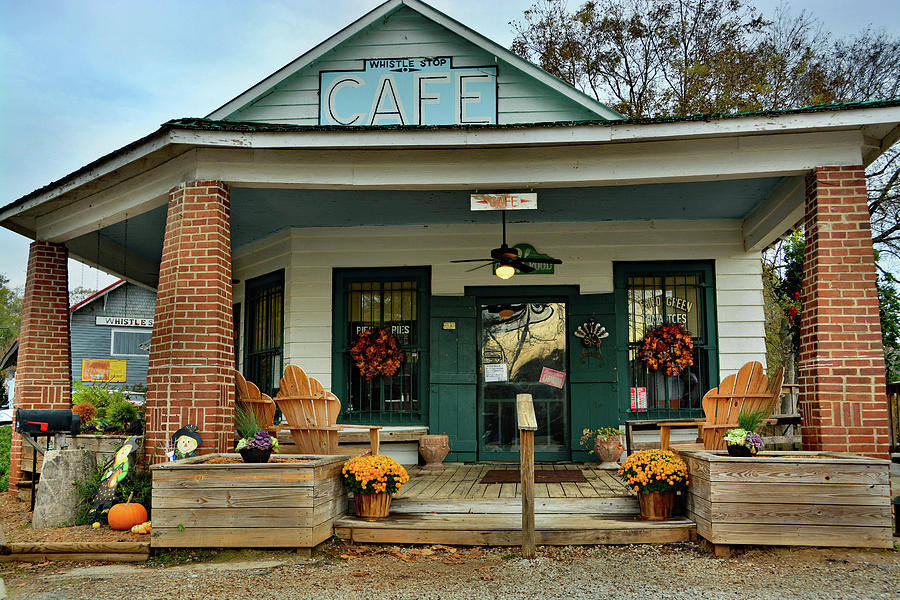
[519,256,563,265]
[510,260,535,273]
[466,262,495,272]
[450,258,493,263]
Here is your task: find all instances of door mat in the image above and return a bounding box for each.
[479,469,586,484]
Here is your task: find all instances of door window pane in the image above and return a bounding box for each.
[244,271,284,396]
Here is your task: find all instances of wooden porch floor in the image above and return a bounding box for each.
[397,463,632,501]
[335,463,696,546]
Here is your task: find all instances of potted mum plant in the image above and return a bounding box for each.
[342,454,410,519]
[579,426,625,469]
[723,408,767,457]
[234,406,279,463]
[618,449,689,520]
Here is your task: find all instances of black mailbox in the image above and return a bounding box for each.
[15,409,81,436]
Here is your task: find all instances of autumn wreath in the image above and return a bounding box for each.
[350,328,405,380]
[639,323,694,376]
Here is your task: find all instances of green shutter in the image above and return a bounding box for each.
[429,296,477,462]
[568,293,619,460]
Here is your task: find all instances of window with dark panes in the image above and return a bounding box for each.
[334,268,429,425]
[616,263,717,419]
[244,271,284,396]
[111,330,152,356]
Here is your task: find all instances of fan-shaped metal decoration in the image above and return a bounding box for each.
[574,318,609,349]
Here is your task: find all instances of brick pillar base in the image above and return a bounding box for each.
[799,167,890,458]
[145,181,234,462]
[9,242,71,493]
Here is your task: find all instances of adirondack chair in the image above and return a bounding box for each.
[233,369,278,433]
[275,365,381,455]
[657,361,784,451]
[699,361,785,450]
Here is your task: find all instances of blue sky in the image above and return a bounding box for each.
[1,0,899,290]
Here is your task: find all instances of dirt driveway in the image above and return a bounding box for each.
[3,540,898,600]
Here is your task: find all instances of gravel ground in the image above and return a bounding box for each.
[3,541,898,600]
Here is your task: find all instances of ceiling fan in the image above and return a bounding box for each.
[450,212,562,279]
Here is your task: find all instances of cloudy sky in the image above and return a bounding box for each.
[1,0,899,291]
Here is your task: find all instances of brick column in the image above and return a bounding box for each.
[145,181,234,462]
[9,241,71,494]
[799,166,890,458]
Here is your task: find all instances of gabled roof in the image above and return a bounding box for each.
[70,280,126,313]
[206,0,622,122]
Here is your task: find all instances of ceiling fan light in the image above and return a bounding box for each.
[495,264,515,280]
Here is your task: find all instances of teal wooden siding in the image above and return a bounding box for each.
[227,6,601,125]
[567,293,619,461]
[428,295,477,462]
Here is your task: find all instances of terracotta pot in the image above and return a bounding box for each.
[355,492,392,519]
[638,490,676,520]
[726,443,756,457]
[239,448,272,463]
[419,434,450,470]
[593,434,624,469]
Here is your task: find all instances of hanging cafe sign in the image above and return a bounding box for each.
[320,57,497,126]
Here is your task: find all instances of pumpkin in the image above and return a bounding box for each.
[131,520,152,534]
[108,492,148,531]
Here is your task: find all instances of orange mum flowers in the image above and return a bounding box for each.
[618,449,689,495]
[342,454,409,495]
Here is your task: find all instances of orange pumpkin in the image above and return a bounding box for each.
[108,492,148,531]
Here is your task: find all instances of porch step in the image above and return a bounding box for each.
[390,496,639,515]
[334,512,695,546]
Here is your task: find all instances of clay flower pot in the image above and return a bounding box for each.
[419,434,450,470]
[593,434,624,469]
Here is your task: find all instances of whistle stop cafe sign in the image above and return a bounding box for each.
[320,57,497,126]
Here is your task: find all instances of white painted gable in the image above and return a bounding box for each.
[209,0,620,125]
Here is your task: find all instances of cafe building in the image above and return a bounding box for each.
[3,0,897,487]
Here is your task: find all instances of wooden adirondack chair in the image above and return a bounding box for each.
[699,361,784,450]
[233,369,278,433]
[275,365,381,455]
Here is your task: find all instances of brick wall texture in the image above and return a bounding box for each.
[799,166,891,458]
[145,181,234,462]
[9,241,72,492]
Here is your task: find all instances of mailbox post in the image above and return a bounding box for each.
[516,393,537,559]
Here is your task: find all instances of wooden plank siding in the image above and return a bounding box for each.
[681,450,894,549]
[150,454,346,549]
[231,220,765,391]
[228,6,600,126]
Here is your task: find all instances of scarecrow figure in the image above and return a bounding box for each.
[171,425,202,460]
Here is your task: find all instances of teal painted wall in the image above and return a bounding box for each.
[228,6,603,125]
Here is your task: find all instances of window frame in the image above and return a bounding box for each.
[614,261,718,420]
[332,267,431,425]
[109,328,153,357]
[243,270,285,397]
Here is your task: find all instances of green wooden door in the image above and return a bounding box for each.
[568,293,619,461]
[429,296,477,462]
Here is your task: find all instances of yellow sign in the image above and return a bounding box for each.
[81,359,127,383]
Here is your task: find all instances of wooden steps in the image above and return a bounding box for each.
[334,512,695,546]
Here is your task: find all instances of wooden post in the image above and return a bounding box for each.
[516,393,537,559]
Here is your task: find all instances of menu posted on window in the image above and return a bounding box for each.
[630,387,647,410]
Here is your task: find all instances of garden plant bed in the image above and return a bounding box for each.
[680,450,893,551]
[0,493,150,562]
[151,453,346,549]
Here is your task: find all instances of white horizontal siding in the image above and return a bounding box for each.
[231,219,766,388]
[229,6,599,125]
[715,254,766,380]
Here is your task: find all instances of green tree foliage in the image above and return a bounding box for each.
[877,276,900,382]
[0,274,23,407]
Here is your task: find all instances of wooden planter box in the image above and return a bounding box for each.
[681,450,893,549]
[150,454,346,549]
